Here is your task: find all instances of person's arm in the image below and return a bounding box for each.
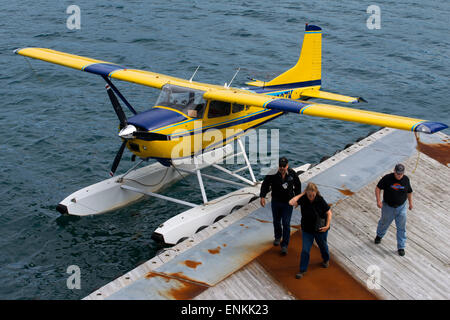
[375,176,387,209]
[289,191,305,207]
[407,192,413,210]
[293,174,302,196]
[260,175,271,207]
[319,209,332,232]
[375,186,383,208]
[407,177,413,210]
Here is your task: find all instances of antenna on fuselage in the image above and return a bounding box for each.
[224,67,240,88]
[189,66,200,82]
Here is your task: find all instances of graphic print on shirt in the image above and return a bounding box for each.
[391,183,405,191]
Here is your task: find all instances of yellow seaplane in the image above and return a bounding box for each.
[15,24,447,243]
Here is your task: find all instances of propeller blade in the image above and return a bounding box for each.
[133,131,171,141]
[106,84,127,128]
[110,140,127,177]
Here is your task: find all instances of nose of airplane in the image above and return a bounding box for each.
[118,124,137,139]
[126,107,188,132]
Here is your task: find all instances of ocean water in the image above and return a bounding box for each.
[0,0,448,299]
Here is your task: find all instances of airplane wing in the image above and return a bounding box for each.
[203,91,448,134]
[15,48,447,134]
[15,47,198,89]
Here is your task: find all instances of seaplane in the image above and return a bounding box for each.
[15,24,447,245]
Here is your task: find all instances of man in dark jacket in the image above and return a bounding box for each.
[374,163,413,256]
[260,157,302,255]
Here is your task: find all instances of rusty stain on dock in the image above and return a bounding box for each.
[338,186,355,196]
[182,260,202,269]
[208,246,222,254]
[416,136,450,166]
[144,271,210,299]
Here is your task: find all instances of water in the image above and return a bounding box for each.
[0,0,448,299]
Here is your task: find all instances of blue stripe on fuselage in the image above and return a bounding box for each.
[170,109,282,138]
[152,111,285,161]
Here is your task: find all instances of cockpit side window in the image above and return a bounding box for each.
[155,84,206,118]
[232,103,245,113]
[208,100,231,118]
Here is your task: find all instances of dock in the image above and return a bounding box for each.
[83,128,449,300]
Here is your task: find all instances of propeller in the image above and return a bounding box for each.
[105,84,170,176]
[110,140,127,177]
[106,84,127,128]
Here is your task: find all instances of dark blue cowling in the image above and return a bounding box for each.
[126,107,188,131]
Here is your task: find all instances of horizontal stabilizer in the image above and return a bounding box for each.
[245,79,266,87]
[298,89,366,104]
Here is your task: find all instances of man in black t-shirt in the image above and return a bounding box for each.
[374,164,413,256]
[260,157,302,255]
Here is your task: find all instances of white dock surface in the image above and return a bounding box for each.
[84,128,449,300]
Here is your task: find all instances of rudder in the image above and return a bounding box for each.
[266,24,322,88]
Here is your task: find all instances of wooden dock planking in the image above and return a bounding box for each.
[327,145,450,300]
[84,129,449,300]
[194,260,295,300]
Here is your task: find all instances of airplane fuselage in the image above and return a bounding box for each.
[126,104,283,161]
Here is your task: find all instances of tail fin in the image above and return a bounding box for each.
[266,24,322,88]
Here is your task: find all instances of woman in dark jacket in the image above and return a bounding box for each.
[289,182,332,279]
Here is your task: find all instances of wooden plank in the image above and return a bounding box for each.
[327,147,450,300]
[194,261,295,300]
[84,129,449,300]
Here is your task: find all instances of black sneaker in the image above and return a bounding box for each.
[273,239,281,246]
[295,272,305,279]
[321,260,329,268]
[398,249,405,256]
[374,236,382,244]
[281,247,288,256]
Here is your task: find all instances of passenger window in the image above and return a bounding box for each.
[208,101,231,118]
[232,103,245,113]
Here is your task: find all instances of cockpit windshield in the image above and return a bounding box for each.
[155,84,206,118]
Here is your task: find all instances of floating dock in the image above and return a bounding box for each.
[84,128,449,300]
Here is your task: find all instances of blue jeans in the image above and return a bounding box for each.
[271,201,293,248]
[376,201,407,250]
[299,230,330,272]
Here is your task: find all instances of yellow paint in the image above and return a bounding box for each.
[16,48,106,71]
[16,26,442,162]
[298,89,358,103]
[301,103,423,132]
[265,29,322,86]
[130,105,282,159]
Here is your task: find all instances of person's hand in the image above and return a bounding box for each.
[409,203,413,210]
[260,197,266,207]
[289,198,297,207]
[377,200,383,209]
[318,225,329,232]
